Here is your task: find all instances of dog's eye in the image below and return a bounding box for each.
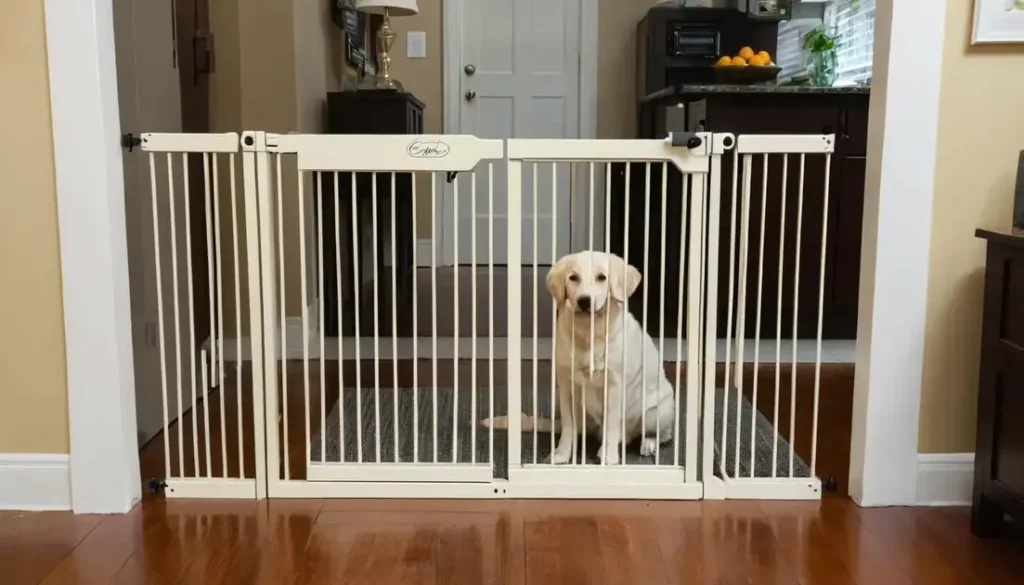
[568,274,580,283]
[596,274,607,283]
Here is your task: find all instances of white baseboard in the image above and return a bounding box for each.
[417,239,435,267]
[916,453,974,506]
[0,454,72,511]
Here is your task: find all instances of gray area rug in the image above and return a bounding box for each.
[309,384,811,480]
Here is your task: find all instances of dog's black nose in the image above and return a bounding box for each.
[577,296,591,312]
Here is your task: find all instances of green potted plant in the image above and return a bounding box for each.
[802,26,838,87]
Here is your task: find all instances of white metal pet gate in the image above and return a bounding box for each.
[139,130,835,501]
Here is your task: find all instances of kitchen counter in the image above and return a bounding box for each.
[641,83,870,104]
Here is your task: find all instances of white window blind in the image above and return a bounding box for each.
[775,18,818,78]
[825,0,875,84]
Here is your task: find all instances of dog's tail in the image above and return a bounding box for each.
[480,412,560,433]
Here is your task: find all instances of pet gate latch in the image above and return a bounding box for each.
[121,133,143,153]
[146,477,168,494]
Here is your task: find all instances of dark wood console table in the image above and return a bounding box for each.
[972,228,1024,536]
[322,90,424,338]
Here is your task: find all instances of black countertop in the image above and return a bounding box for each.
[641,83,871,104]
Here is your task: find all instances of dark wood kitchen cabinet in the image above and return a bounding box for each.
[615,89,869,340]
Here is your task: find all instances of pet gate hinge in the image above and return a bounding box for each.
[120,133,143,152]
[147,477,168,494]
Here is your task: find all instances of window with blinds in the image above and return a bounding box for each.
[825,0,875,84]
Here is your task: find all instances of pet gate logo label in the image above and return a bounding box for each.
[407,139,450,159]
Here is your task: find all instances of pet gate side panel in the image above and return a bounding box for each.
[140,132,260,499]
[501,137,710,500]
[713,133,836,500]
[257,134,508,498]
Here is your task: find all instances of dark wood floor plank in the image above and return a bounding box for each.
[39,507,145,585]
[0,511,102,585]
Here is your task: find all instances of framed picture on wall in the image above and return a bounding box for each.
[972,0,1024,43]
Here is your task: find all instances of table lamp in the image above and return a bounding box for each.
[355,0,419,91]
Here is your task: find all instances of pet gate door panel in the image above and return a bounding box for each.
[140,132,266,499]
[711,134,835,500]
[501,136,714,500]
[250,133,513,498]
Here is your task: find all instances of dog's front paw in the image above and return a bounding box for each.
[549,447,574,465]
[639,437,660,458]
[597,444,621,465]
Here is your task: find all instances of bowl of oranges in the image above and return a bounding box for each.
[713,47,781,84]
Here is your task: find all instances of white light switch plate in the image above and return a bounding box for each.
[406,31,426,59]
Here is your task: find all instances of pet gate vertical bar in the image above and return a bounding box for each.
[602,162,612,465]
[276,155,290,478]
[735,154,753,479]
[621,163,631,463]
[722,148,739,477]
[213,156,228,477]
[640,162,652,460]
[412,174,419,464]
[586,162,595,465]
[149,153,172,482]
[532,163,539,464]
[371,172,381,463]
[772,155,789,477]
[674,173,689,468]
[656,163,668,466]
[167,153,185,478]
[507,157,523,468]
[350,173,364,462]
[470,170,477,465]
[299,167,311,471]
[181,153,200,477]
[390,172,400,462]
[790,154,806,479]
[229,155,244,477]
[201,154,216,476]
[811,154,832,476]
[453,175,460,463]
[702,134,725,487]
[317,174,326,464]
[750,153,769,478]
[430,173,439,464]
[488,163,496,466]
[684,164,705,483]
[334,172,345,464]
[247,131,271,498]
[549,162,557,462]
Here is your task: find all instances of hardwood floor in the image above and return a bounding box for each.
[139,361,854,495]
[3,499,1022,584]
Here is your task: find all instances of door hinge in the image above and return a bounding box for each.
[121,133,143,152]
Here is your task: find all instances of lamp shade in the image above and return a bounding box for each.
[355,0,418,17]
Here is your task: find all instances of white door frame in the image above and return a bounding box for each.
[439,0,599,266]
[46,0,943,512]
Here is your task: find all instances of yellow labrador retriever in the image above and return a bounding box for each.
[545,251,676,465]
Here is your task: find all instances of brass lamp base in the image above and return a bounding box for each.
[359,7,403,91]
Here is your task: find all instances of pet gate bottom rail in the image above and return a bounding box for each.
[138,131,835,501]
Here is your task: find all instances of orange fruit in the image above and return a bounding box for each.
[730,56,747,66]
[757,50,772,64]
[738,47,755,60]
[716,55,732,66]
[747,55,766,66]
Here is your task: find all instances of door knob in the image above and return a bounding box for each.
[464,64,476,76]
[465,90,477,102]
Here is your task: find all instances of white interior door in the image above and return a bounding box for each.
[451,0,581,265]
[113,0,184,445]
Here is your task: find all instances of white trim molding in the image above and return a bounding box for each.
[916,453,974,507]
[0,454,72,511]
[848,0,948,507]
[45,0,142,514]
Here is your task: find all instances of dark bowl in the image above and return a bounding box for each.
[712,65,782,84]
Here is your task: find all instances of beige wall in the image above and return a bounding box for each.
[918,0,1024,453]
[0,1,70,454]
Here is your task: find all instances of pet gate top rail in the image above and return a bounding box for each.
[142,132,240,153]
[735,134,835,154]
[260,133,504,171]
[506,135,711,167]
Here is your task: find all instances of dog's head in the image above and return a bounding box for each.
[546,251,641,314]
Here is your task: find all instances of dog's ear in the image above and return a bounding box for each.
[546,258,568,306]
[608,254,641,302]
